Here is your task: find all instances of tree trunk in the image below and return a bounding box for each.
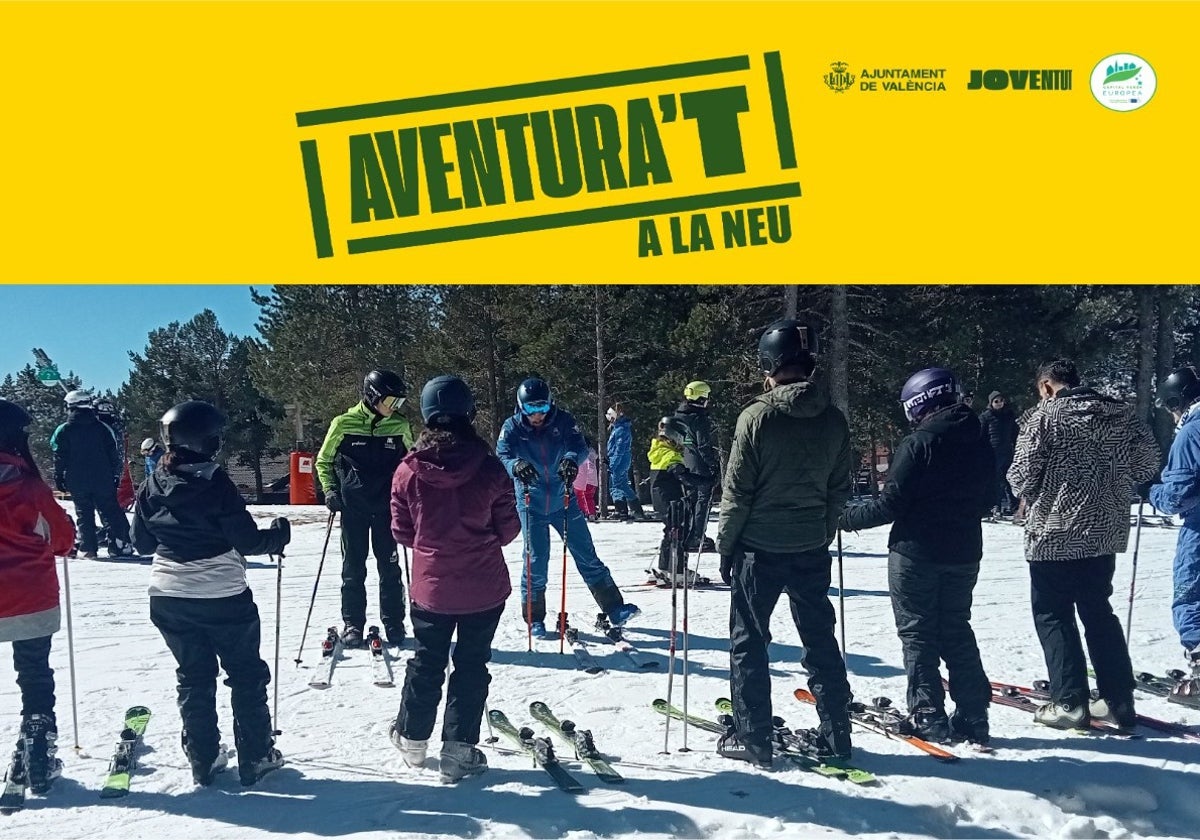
[253,455,264,501]
[482,287,501,441]
[1136,286,1155,422]
[595,287,608,518]
[784,284,798,319]
[1154,288,1178,451]
[829,285,850,414]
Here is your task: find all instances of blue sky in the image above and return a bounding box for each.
[0,285,270,394]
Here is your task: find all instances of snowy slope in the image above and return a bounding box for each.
[2,503,1199,839]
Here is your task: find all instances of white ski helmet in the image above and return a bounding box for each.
[140,437,157,454]
[64,389,94,409]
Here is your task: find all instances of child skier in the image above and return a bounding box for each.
[389,376,522,783]
[573,444,599,522]
[131,400,290,787]
[647,416,703,584]
[0,399,76,797]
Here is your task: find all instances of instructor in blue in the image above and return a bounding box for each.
[497,377,640,638]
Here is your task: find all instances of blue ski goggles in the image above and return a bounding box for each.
[520,400,552,416]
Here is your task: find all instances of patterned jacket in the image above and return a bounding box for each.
[1007,387,1159,563]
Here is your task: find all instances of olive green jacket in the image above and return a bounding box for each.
[717,381,851,556]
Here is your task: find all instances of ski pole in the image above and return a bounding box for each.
[61,553,81,752]
[1125,500,1145,645]
[401,545,413,605]
[273,552,284,734]
[560,489,570,655]
[294,510,335,665]
[523,486,533,653]
[837,529,847,665]
[661,501,681,754]
[680,516,691,753]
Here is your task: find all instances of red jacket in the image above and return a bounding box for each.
[0,453,75,641]
[391,435,520,615]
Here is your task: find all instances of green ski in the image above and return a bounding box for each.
[100,706,152,798]
[529,702,624,784]
[651,698,725,734]
[488,709,585,793]
[714,698,876,784]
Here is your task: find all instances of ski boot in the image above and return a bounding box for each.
[897,706,951,743]
[1088,696,1137,733]
[389,722,428,768]
[800,719,853,762]
[1169,649,1200,709]
[181,730,228,786]
[715,715,772,769]
[340,624,364,649]
[439,742,487,783]
[383,623,406,647]
[107,539,134,558]
[20,715,61,795]
[1033,699,1089,730]
[238,744,284,786]
[529,621,549,640]
[948,708,991,746]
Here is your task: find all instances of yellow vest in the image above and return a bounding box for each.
[647,436,683,470]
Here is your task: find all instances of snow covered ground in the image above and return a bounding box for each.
[3,503,1199,839]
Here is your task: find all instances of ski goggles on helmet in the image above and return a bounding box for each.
[379,395,405,410]
[521,399,552,416]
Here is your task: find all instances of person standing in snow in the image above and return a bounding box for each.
[1150,366,1200,707]
[1007,360,1159,731]
[716,320,853,768]
[674,381,721,551]
[132,400,290,786]
[51,389,132,558]
[315,369,412,649]
[605,403,644,521]
[388,376,521,783]
[141,437,165,479]
[573,441,599,522]
[497,378,640,637]
[0,399,76,797]
[840,367,994,746]
[979,390,1018,516]
[647,416,704,584]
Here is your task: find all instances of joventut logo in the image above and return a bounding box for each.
[967,68,1072,90]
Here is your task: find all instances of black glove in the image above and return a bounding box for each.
[557,459,578,485]
[325,488,343,512]
[269,517,291,551]
[1134,481,1155,502]
[668,463,702,488]
[720,553,734,585]
[513,460,538,485]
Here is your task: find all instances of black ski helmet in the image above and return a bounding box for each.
[0,398,33,447]
[362,369,408,408]
[659,416,689,447]
[160,400,225,458]
[758,319,819,376]
[1156,366,1200,412]
[900,367,959,423]
[421,375,477,426]
[516,377,553,415]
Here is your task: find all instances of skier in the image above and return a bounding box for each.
[95,398,135,511]
[1007,360,1159,730]
[315,369,413,649]
[573,441,599,522]
[497,378,640,637]
[979,390,1018,516]
[140,437,164,478]
[1149,365,1200,707]
[50,390,132,558]
[674,381,720,551]
[840,367,994,745]
[605,404,644,521]
[716,320,853,767]
[388,376,521,782]
[131,400,290,786]
[0,399,76,796]
[647,416,704,584]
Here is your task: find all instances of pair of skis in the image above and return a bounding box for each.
[793,688,963,761]
[651,698,876,784]
[1,706,151,813]
[308,626,394,689]
[489,704,624,793]
[563,617,659,674]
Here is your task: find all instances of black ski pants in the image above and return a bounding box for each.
[650,473,688,573]
[729,548,851,750]
[71,483,129,553]
[150,589,273,765]
[687,481,714,548]
[888,552,990,715]
[396,604,504,744]
[1029,554,1135,708]
[11,636,55,722]
[340,507,406,635]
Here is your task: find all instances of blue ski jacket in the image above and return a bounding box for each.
[1151,406,1200,647]
[606,416,633,478]
[496,406,587,514]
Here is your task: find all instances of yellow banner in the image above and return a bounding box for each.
[1,1,1194,283]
